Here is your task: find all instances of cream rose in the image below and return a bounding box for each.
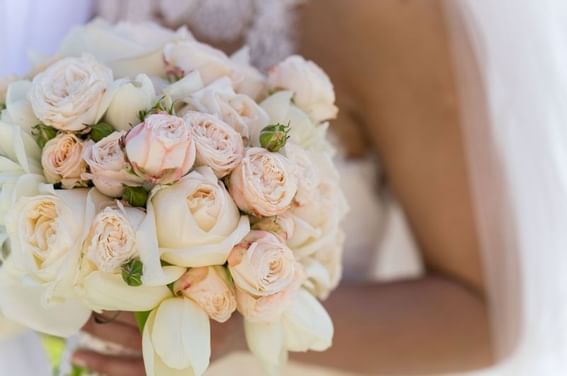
[163,40,235,85]
[82,131,142,197]
[267,55,338,123]
[151,166,250,267]
[184,78,269,143]
[28,55,113,131]
[229,148,297,217]
[124,113,196,184]
[83,205,140,273]
[174,266,236,323]
[77,191,184,312]
[42,133,87,189]
[184,111,244,178]
[228,231,297,297]
[251,213,295,242]
[236,265,304,323]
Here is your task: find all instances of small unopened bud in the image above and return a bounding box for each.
[259,123,290,152]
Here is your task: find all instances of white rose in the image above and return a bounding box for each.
[82,131,143,197]
[105,74,156,131]
[173,266,237,323]
[228,231,297,297]
[163,40,235,85]
[59,19,192,78]
[185,78,270,144]
[151,166,250,267]
[229,148,297,217]
[184,111,244,177]
[230,47,267,100]
[267,55,338,122]
[28,55,114,132]
[42,133,87,189]
[302,230,345,300]
[288,179,348,259]
[0,185,93,336]
[78,192,183,312]
[260,91,333,153]
[124,113,196,184]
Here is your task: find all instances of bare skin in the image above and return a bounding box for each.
[76,0,494,374]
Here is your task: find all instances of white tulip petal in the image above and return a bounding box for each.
[282,289,334,352]
[81,271,173,312]
[105,74,155,131]
[138,197,171,286]
[3,81,38,132]
[244,319,287,375]
[152,298,210,375]
[163,71,204,101]
[0,268,90,337]
[160,215,250,267]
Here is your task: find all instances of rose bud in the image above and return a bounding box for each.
[82,131,143,197]
[259,123,290,152]
[124,113,196,184]
[228,231,297,297]
[174,266,237,323]
[229,148,298,217]
[184,111,244,178]
[41,133,87,188]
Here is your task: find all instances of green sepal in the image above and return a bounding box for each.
[31,123,58,148]
[122,185,148,208]
[121,258,144,287]
[90,122,115,142]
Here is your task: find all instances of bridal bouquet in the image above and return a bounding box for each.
[0,20,347,375]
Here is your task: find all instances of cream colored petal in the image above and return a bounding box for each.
[160,216,250,267]
[152,298,211,375]
[244,319,287,375]
[0,266,90,337]
[163,71,204,101]
[105,74,155,131]
[282,289,334,352]
[81,271,173,312]
[3,80,38,132]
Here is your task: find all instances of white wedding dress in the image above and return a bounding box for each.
[2,0,567,375]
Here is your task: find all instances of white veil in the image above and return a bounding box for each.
[446,0,567,374]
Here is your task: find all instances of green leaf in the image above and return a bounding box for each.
[121,258,144,287]
[135,311,152,333]
[122,185,148,208]
[259,123,290,152]
[90,122,115,142]
[31,124,58,148]
[70,365,87,376]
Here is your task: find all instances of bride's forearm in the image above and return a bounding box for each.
[291,275,494,375]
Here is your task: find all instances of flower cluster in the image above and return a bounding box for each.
[0,20,347,376]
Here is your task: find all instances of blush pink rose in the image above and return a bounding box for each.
[42,133,87,189]
[124,113,196,184]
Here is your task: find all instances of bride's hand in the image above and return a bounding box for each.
[72,312,145,376]
[73,312,246,375]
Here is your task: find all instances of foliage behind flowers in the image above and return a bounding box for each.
[0,19,347,376]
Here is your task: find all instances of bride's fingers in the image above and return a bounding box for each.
[82,316,143,351]
[72,351,145,376]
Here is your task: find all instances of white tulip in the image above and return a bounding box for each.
[143,298,210,376]
[282,288,334,352]
[244,320,287,376]
[230,47,267,101]
[59,19,192,78]
[151,166,250,267]
[28,55,114,132]
[0,120,41,180]
[1,80,38,132]
[105,74,156,131]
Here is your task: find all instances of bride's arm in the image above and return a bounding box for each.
[293,276,492,374]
